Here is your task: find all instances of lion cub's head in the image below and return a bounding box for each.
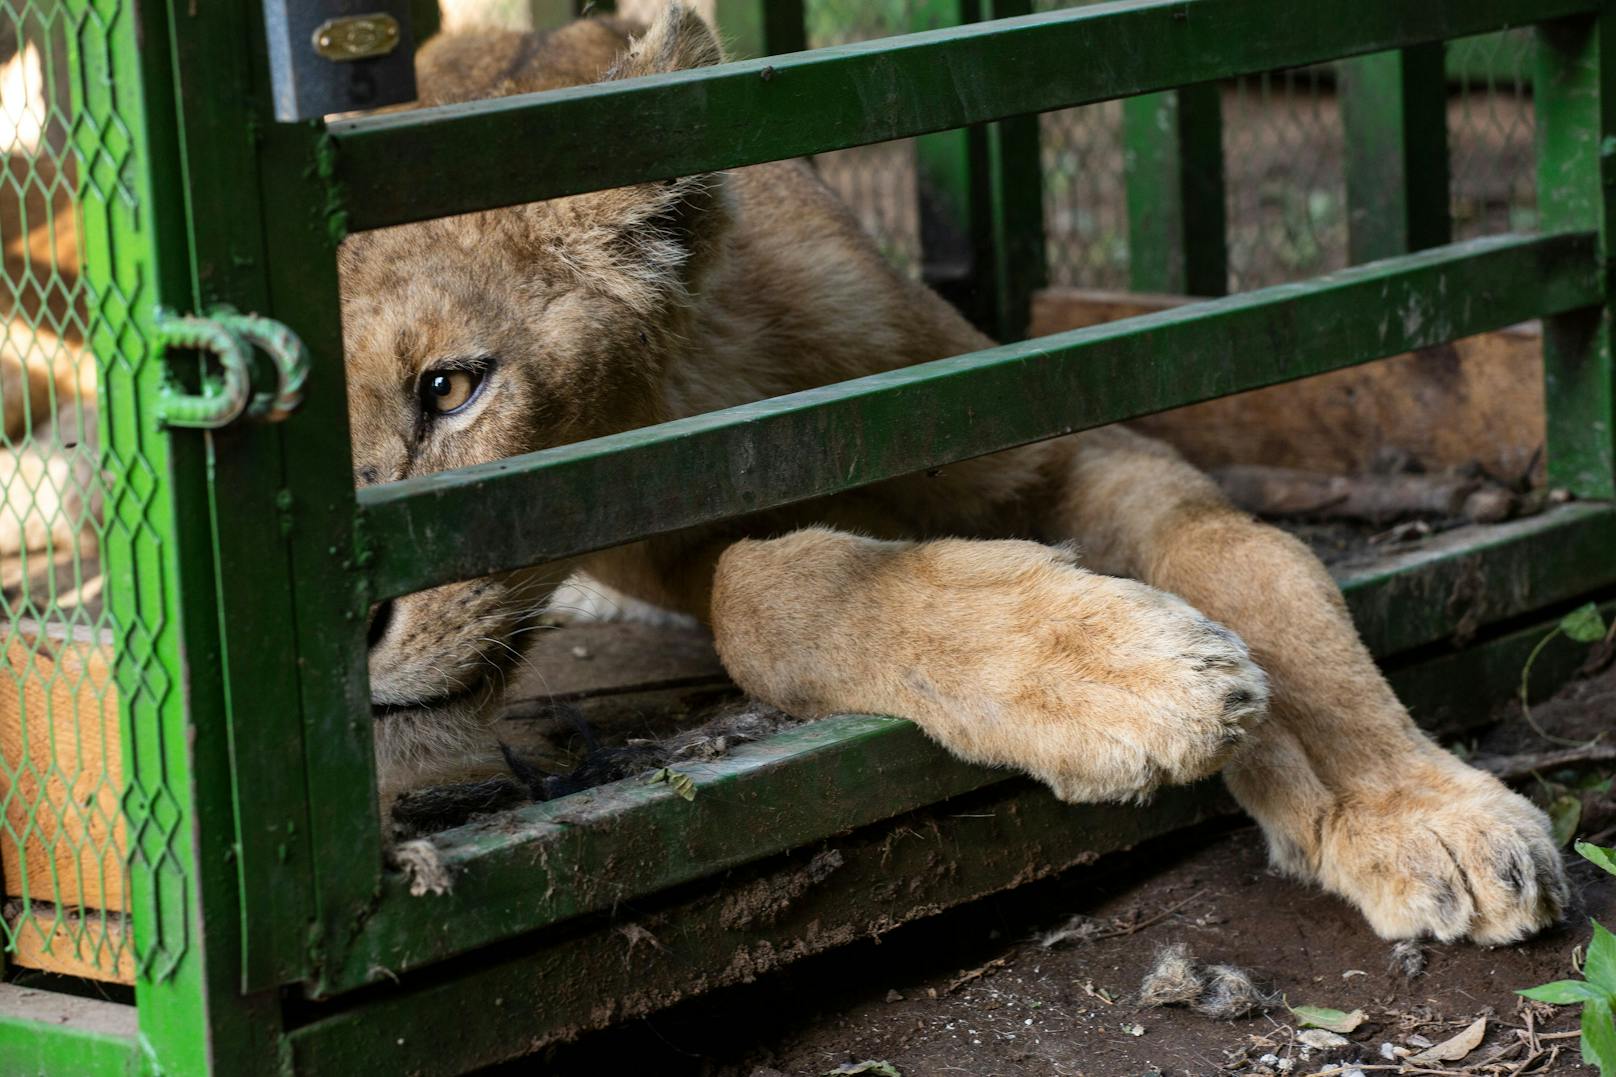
[339,5,729,791]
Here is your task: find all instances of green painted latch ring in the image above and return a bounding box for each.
[155,309,311,429]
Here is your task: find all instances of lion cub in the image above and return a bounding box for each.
[338,4,1566,944]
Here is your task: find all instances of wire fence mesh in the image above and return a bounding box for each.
[795,2,1537,296]
[0,1,131,983]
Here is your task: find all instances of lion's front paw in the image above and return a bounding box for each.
[1036,576,1271,801]
[1305,760,1567,944]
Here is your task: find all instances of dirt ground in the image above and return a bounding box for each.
[516,656,1616,1077]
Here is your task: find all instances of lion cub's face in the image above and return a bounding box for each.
[338,7,730,790]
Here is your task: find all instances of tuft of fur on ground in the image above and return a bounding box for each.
[1137,943,1204,1006]
[1196,962,1274,1019]
[1390,939,1427,980]
[1035,913,1105,948]
[1137,942,1275,1019]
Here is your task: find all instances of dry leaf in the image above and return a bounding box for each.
[1298,1029,1351,1049]
[1408,1016,1486,1063]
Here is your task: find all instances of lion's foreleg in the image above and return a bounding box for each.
[706,526,1268,803]
[1046,424,1565,943]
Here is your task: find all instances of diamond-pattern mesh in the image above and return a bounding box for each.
[806,0,923,276]
[0,0,149,983]
[779,4,1538,297]
[1449,30,1536,243]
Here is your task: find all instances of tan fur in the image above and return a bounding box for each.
[342,4,1566,943]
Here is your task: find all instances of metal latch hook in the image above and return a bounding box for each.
[155,310,312,430]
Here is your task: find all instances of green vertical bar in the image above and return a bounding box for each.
[1537,15,1616,499]
[257,123,388,999]
[71,0,286,1071]
[1340,44,1452,263]
[411,0,441,41]
[714,0,805,59]
[912,0,1046,341]
[1123,84,1228,296]
[166,0,319,994]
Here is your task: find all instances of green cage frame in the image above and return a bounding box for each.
[3,0,1614,1072]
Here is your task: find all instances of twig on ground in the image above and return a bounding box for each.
[1472,741,1616,781]
[945,956,1008,994]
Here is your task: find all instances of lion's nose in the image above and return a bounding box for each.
[367,600,395,649]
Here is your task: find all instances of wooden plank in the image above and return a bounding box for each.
[3,905,133,984]
[327,0,1594,230]
[0,619,121,911]
[357,233,1599,602]
[1029,287,1545,480]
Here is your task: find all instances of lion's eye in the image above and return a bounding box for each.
[419,367,484,416]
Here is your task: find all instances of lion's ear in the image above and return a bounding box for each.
[605,3,726,80]
[562,5,729,307]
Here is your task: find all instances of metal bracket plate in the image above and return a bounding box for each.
[262,1,418,122]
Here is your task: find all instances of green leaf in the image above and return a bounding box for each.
[1519,980,1611,1005]
[1563,602,1609,644]
[1288,1005,1365,1033]
[1550,795,1584,847]
[1580,842,1616,878]
[1589,922,1616,998]
[825,1063,902,1077]
[1584,997,1616,1075]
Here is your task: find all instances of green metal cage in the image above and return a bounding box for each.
[1,0,1613,1073]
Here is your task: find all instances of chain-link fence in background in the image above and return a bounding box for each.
[802,2,1536,295]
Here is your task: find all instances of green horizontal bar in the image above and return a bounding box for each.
[357,232,1600,602]
[321,503,1616,994]
[326,0,1590,230]
[0,986,142,1076]
[1349,501,1616,657]
[277,589,1616,1067]
[300,779,1229,1067]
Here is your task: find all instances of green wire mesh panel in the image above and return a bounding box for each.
[0,0,176,985]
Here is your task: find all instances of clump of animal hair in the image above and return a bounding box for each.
[1194,963,1274,1019]
[1138,943,1205,1006]
[1136,943,1275,1019]
[1036,913,1104,948]
[1390,939,1426,980]
[391,838,453,897]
